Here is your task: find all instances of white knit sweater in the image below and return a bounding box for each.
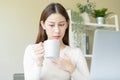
[23,44,89,80]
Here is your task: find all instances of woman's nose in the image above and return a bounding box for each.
[54,27,60,33]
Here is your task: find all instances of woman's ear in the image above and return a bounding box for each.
[41,21,46,30]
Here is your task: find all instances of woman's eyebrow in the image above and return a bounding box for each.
[59,21,66,23]
[45,21,54,24]
[46,20,66,23]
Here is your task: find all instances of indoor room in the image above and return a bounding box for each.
[0,0,120,80]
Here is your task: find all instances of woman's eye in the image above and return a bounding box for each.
[49,25,54,27]
[59,24,64,26]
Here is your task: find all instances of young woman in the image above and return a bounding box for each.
[23,2,89,80]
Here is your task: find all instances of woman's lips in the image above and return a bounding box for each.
[53,36,61,39]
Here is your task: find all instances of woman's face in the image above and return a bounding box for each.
[41,13,68,42]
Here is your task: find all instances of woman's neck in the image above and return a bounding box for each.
[60,41,67,51]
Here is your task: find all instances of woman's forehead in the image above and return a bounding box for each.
[45,13,66,22]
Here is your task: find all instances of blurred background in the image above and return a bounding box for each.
[0,0,120,80]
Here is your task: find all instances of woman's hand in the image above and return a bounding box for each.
[32,42,45,67]
[51,54,76,74]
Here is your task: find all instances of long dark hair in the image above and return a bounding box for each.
[35,3,69,45]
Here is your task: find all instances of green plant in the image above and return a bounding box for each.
[91,8,113,18]
[77,2,96,14]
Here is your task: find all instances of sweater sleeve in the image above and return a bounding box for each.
[71,48,90,80]
[23,44,42,80]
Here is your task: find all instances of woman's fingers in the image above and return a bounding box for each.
[51,53,75,73]
[34,48,45,55]
[51,58,59,64]
[63,53,70,60]
[37,53,45,59]
[32,42,45,67]
[33,42,45,54]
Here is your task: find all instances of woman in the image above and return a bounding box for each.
[23,2,89,80]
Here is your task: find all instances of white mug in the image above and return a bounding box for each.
[44,39,60,58]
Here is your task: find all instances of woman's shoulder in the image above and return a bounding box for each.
[63,46,83,57]
[65,46,82,53]
[24,43,39,54]
[25,43,38,50]
[65,46,85,63]
[24,43,40,57]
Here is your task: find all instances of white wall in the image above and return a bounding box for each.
[0,0,78,79]
[0,0,40,80]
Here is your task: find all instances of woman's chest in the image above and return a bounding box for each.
[40,59,70,80]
